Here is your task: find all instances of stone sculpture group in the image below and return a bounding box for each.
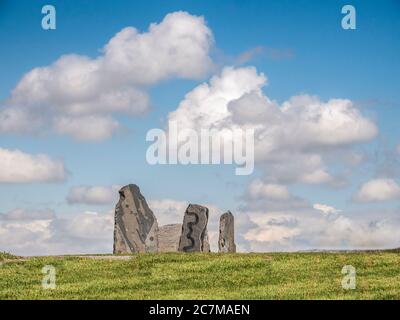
[113,184,236,254]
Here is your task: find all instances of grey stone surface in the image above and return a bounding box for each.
[113,184,158,254]
[178,204,210,252]
[158,224,182,252]
[202,230,211,253]
[218,211,236,253]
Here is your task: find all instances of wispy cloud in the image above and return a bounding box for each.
[237,46,295,64]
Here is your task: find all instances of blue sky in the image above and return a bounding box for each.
[0,0,400,255]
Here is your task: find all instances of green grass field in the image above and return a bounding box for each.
[1,251,399,299]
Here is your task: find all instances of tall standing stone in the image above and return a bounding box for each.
[218,211,236,253]
[178,204,210,252]
[113,184,158,254]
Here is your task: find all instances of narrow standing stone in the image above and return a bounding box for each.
[178,204,210,252]
[113,184,158,254]
[218,211,236,253]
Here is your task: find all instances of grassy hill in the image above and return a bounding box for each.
[0,252,19,261]
[0,252,399,299]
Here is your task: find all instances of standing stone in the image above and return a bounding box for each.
[158,224,182,252]
[218,211,236,253]
[178,204,210,252]
[113,184,158,254]
[202,230,211,252]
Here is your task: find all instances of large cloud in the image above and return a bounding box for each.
[0,11,214,141]
[0,148,65,183]
[242,179,309,212]
[241,206,400,252]
[354,178,400,202]
[164,65,391,252]
[0,209,113,256]
[168,66,377,184]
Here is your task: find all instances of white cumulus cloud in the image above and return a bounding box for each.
[67,185,121,205]
[53,115,120,141]
[247,179,291,200]
[0,148,65,183]
[240,207,400,252]
[168,66,377,184]
[1,11,214,141]
[354,178,400,202]
[313,203,341,216]
[0,210,114,256]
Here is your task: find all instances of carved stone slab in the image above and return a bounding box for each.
[113,184,158,254]
[178,204,209,252]
[218,211,236,253]
[158,224,182,252]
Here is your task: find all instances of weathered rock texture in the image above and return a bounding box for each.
[113,184,158,254]
[202,230,211,252]
[178,204,210,252]
[158,224,182,252]
[218,211,236,253]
